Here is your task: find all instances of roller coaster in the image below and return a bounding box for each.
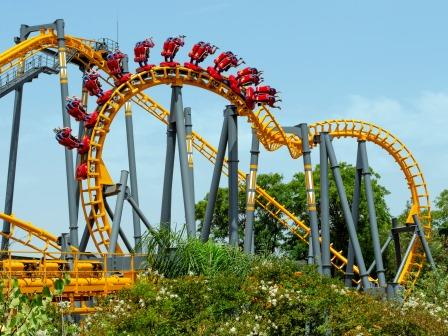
[0,20,435,313]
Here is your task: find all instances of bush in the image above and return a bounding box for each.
[81,238,448,336]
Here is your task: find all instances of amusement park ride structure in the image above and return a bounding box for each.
[0,20,436,313]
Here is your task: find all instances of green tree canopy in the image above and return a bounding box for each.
[432,189,448,239]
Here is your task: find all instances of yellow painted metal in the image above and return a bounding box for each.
[0,33,430,294]
[0,213,79,257]
[1,251,142,305]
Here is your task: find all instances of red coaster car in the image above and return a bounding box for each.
[134,38,155,72]
[160,35,185,67]
[238,73,263,87]
[54,127,91,154]
[77,136,90,155]
[214,51,244,73]
[66,96,87,121]
[207,51,244,81]
[106,50,132,86]
[245,86,281,109]
[54,127,79,150]
[76,163,88,180]
[136,64,154,73]
[184,41,218,71]
[228,75,241,95]
[96,89,113,105]
[83,111,99,129]
[83,69,103,97]
[236,67,263,87]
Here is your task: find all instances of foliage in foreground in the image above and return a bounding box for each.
[81,242,448,336]
[0,276,78,336]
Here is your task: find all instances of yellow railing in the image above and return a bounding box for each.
[0,251,145,297]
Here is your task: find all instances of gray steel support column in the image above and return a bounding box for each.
[244,128,260,253]
[124,102,142,251]
[201,115,229,242]
[251,226,255,254]
[345,145,362,287]
[324,135,371,289]
[126,195,157,235]
[366,235,392,275]
[74,89,88,222]
[160,114,176,232]
[1,86,23,251]
[393,232,417,283]
[227,105,239,246]
[299,123,322,273]
[172,86,196,237]
[357,235,393,290]
[108,171,128,253]
[413,214,436,269]
[359,140,387,287]
[391,218,402,269]
[307,235,314,264]
[319,133,331,276]
[79,222,90,253]
[184,107,195,206]
[56,19,78,248]
[103,199,133,253]
[60,233,72,262]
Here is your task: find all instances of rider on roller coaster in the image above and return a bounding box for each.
[207,51,244,81]
[160,35,185,67]
[134,38,155,72]
[184,41,218,71]
[83,69,113,105]
[53,127,90,154]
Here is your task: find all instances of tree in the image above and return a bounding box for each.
[432,189,448,242]
[195,163,392,271]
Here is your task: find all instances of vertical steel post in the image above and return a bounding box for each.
[108,171,128,253]
[324,135,371,289]
[244,128,259,253]
[359,140,387,287]
[201,114,229,242]
[60,233,72,262]
[227,105,239,246]
[124,102,142,251]
[55,19,78,248]
[1,86,23,251]
[393,232,418,283]
[160,113,176,232]
[172,86,196,237]
[184,107,195,206]
[299,123,322,273]
[79,222,90,253]
[391,218,402,269]
[413,214,436,269]
[103,199,133,253]
[319,133,331,276]
[74,86,88,222]
[126,195,156,234]
[345,144,362,287]
[366,235,393,275]
[307,235,314,264]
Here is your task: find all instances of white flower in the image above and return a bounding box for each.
[229,326,237,334]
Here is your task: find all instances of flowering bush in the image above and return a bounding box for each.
[0,276,79,336]
[81,255,448,336]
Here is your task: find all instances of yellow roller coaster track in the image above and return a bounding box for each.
[0,29,430,295]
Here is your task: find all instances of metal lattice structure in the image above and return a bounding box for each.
[0,20,435,312]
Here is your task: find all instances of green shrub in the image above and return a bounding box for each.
[81,243,448,336]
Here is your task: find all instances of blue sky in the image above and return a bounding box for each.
[1,1,447,245]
